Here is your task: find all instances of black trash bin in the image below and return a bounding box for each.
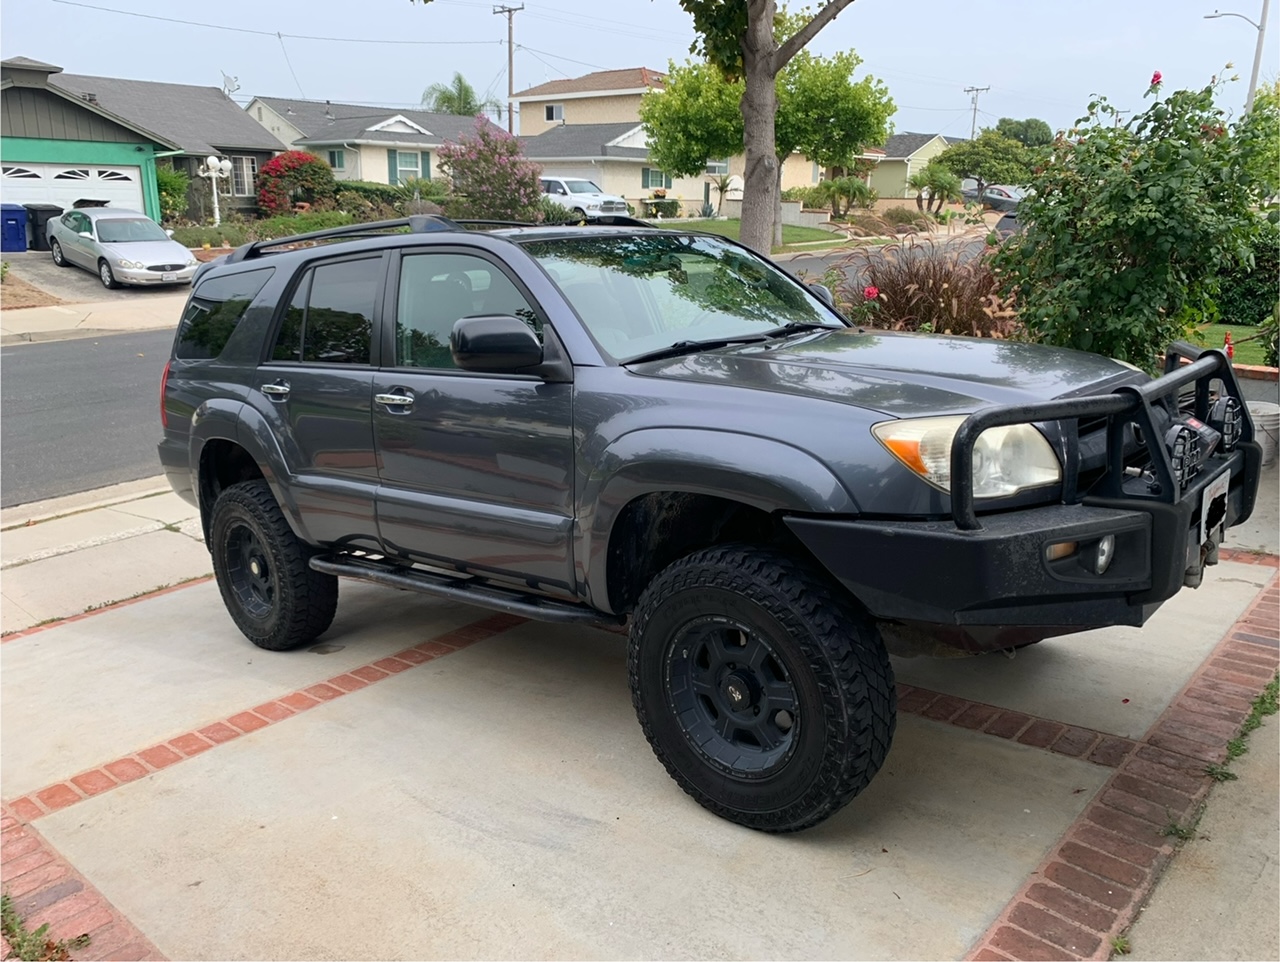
[23,204,63,252]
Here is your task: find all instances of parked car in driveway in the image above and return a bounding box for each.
[47,208,197,289]
[540,177,629,221]
[979,185,1024,211]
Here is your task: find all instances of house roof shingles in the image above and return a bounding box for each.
[512,67,664,100]
[257,96,494,147]
[519,122,648,160]
[877,132,947,160]
[46,72,284,154]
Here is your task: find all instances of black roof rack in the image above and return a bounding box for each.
[221,212,656,265]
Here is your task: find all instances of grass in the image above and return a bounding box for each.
[1,892,91,961]
[1110,933,1131,956]
[1192,322,1271,366]
[659,218,847,251]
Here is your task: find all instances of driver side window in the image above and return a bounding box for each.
[394,252,541,370]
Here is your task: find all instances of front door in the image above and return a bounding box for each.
[372,248,575,594]
[254,253,386,548]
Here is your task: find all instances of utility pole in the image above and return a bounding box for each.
[964,85,990,140]
[494,4,523,133]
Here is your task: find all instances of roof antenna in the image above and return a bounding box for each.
[324,99,335,121]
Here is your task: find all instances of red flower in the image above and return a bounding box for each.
[1150,70,1162,86]
[863,285,879,300]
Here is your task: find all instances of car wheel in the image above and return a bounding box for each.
[98,260,119,289]
[51,239,68,267]
[209,480,338,651]
[572,207,588,223]
[629,544,896,832]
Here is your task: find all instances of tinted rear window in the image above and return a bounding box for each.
[175,268,275,360]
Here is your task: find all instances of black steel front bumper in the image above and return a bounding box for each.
[786,347,1263,652]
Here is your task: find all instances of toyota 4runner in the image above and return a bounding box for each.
[160,215,1262,832]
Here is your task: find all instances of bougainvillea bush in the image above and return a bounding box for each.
[436,118,542,222]
[256,151,337,215]
[994,71,1278,368]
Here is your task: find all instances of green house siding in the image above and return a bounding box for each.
[1,137,163,220]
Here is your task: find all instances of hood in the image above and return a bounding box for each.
[99,239,193,264]
[570,191,625,203]
[628,328,1142,418]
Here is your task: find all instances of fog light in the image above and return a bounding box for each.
[1085,535,1116,575]
[1045,541,1078,561]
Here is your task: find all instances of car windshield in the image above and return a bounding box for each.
[522,233,844,362]
[95,218,169,243]
[563,180,602,194]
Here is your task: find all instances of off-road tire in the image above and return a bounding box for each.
[51,240,68,267]
[629,544,896,832]
[210,480,338,651]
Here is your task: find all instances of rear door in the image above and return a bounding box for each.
[254,253,386,548]
[372,247,576,594]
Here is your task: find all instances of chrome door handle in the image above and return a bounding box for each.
[261,381,290,399]
[376,392,414,407]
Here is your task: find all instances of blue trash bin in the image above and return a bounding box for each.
[1,203,29,253]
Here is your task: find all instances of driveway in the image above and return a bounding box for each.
[2,250,191,304]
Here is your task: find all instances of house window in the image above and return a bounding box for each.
[230,156,258,196]
[641,168,672,190]
[328,149,345,171]
[397,151,420,181]
[256,106,263,120]
[812,161,821,184]
[705,158,729,176]
[545,104,563,122]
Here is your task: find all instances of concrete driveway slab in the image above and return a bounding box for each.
[893,561,1271,738]
[35,620,1109,961]
[107,492,200,526]
[0,508,162,569]
[0,581,484,797]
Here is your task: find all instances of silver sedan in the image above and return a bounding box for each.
[46,208,197,289]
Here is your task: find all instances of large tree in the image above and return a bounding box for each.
[640,46,892,244]
[677,0,861,254]
[994,116,1053,147]
[935,131,1033,197]
[422,72,500,119]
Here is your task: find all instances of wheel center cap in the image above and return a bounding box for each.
[250,559,262,577]
[720,671,757,713]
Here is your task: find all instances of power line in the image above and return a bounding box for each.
[276,33,306,98]
[516,44,610,72]
[963,85,990,139]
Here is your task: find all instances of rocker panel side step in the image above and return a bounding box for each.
[309,555,623,627]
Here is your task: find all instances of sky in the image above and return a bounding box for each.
[2,0,1275,139]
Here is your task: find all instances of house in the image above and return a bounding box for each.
[511,67,665,137]
[867,132,952,200]
[1,57,180,222]
[245,97,501,186]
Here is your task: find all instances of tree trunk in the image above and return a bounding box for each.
[915,191,924,211]
[738,0,780,256]
[774,162,784,248]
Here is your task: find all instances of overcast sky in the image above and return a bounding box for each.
[3,0,1275,139]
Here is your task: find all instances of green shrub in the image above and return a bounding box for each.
[882,205,930,227]
[1,261,8,284]
[1261,302,1279,367]
[256,151,337,215]
[333,180,402,211]
[437,118,543,221]
[169,224,251,248]
[645,198,681,218]
[535,197,579,224]
[252,211,353,239]
[1215,218,1280,326]
[155,164,191,222]
[782,186,828,209]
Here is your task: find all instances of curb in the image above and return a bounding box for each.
[966,571,1279,961]
[0,477,171,531]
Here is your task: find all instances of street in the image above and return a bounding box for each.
[1,330,173,507]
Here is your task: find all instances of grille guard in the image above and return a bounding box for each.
[950,343,1255,531]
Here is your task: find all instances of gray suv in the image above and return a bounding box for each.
[159,215,1261,832]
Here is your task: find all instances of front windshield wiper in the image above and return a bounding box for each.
[762,321,845,339]
[622,334,772,365]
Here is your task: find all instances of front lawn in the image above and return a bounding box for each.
[657,219,843,250]
[1192,322,1270,367]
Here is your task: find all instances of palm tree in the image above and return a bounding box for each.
[422,73,501,118]
[907,170,930,211]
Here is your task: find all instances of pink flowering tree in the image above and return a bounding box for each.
[437,118,543,222]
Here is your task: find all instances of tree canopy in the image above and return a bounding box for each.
[935,131,1033,192]
[422,72,500,118]
[994,117,1053,147]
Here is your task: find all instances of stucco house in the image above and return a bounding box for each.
[2,58,286,221]
[511,67,665,137]
[245,97,501,186]
[2,57,179,222]
[867,132,952,200]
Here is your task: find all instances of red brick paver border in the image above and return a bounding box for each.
[1,807,164,961]
[4,611,527,822]
[966,571,1279,961]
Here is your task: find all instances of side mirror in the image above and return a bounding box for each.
[451,315,543,372]
[809,283,836,309]
[78,231,93,239]
[165,228,175,238]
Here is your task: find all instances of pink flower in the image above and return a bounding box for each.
[1150,70,1162,86]
[863,285,879,300]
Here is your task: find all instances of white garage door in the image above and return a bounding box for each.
[544,167,605,186]
[1,164,145,212]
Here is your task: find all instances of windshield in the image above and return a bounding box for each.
[95,218,170,243]
[563,180,603,195]
[523,233,844,361]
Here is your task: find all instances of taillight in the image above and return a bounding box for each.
[160,360,171,428]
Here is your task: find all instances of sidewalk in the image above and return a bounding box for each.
[0,293,187,344]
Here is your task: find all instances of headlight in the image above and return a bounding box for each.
[587,202,601,209]
[186,257,198,267]
[872,415,1061,498]
[116,258,144,269]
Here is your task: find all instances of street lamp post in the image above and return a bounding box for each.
[1205,0,1272,112]
[197,155,233,227]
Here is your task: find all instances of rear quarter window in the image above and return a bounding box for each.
[174,267,275,360]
